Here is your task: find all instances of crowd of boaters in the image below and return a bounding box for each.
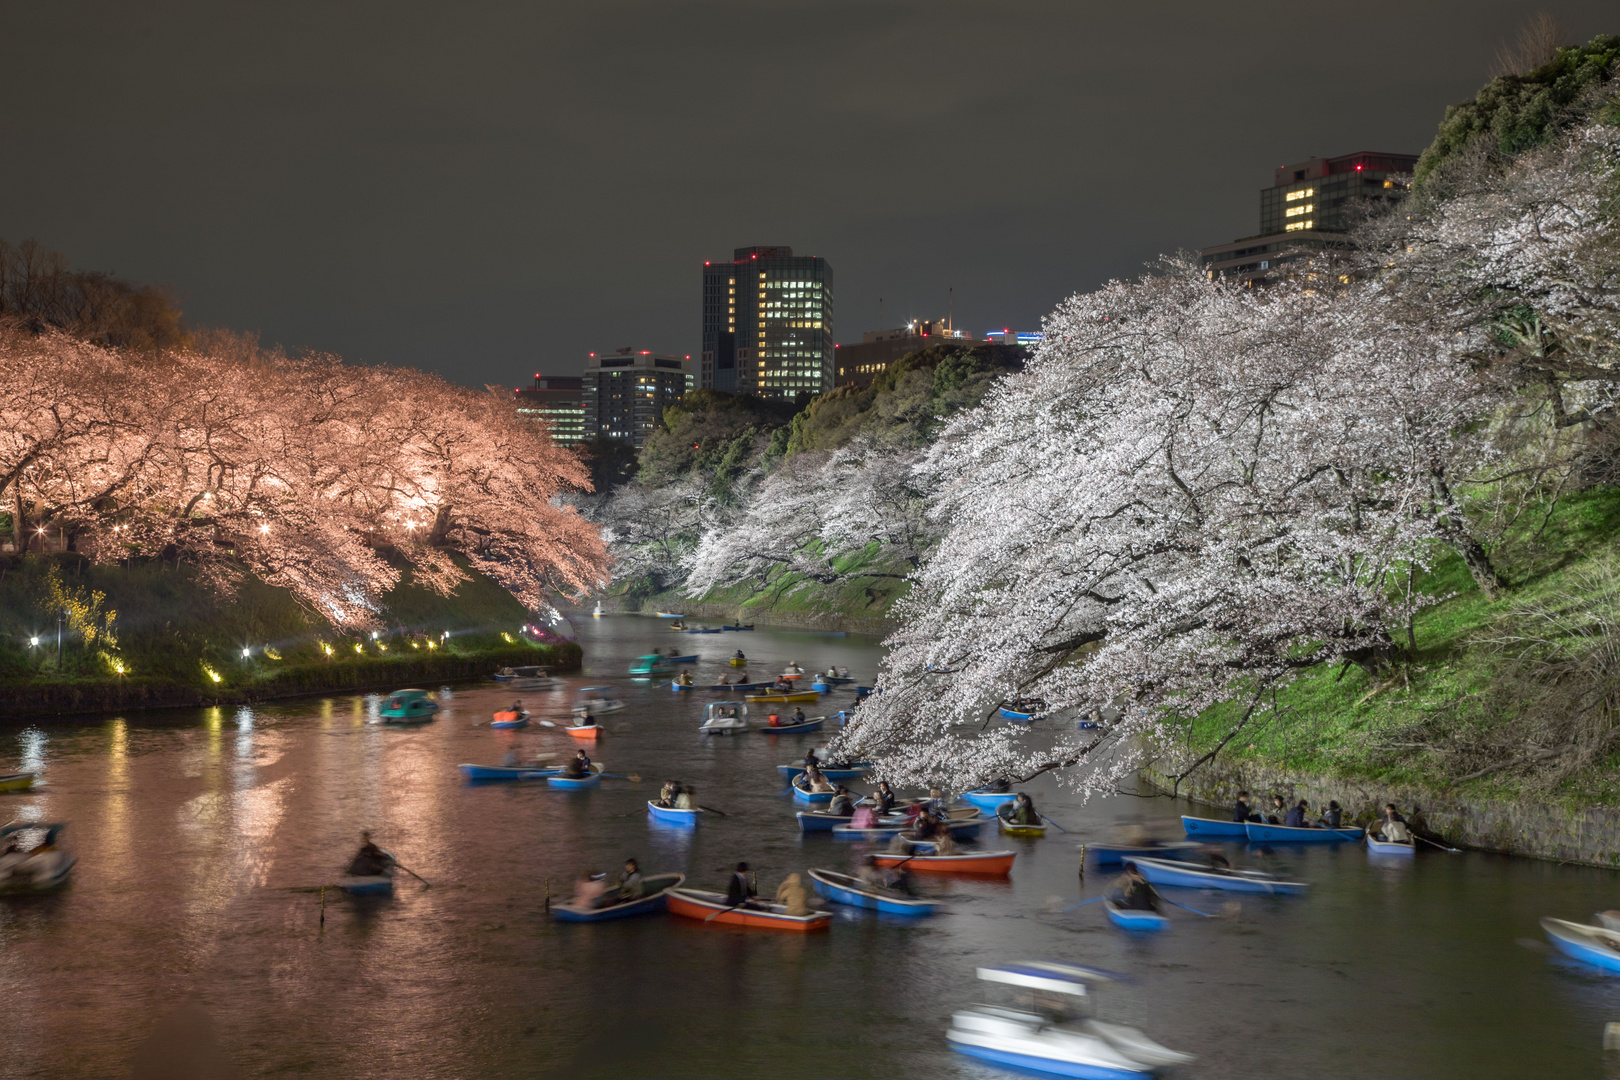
[1232,790,1413,843]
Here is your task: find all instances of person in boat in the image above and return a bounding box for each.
[732,649,746,661]
[1375,804,1411,842]
[775,872,813,916]
[804,764,834,794]
[615,858,644,901]
[1008,792,1041,826]
[909,809,946,841]
[576,710,597,727]
[674,784,697,810]
[791,706,807,725]
[573,871,607,907]
[725,862,756,907]
[347,831,394,878]
[873,780,896,815]
[786,661,802,675]
[564,749,592,778]
[857,854,890,891]
[675,670,693,687]
[852,803,879,829]
[1319,801,1343,828]
[827,785,855,816]
[985,775,1012,794]
[501,749,520,767]
[1114,863,1160,912]
[1232,790,1260,823]
[1284,799,1311,828]
[1199,844,1231,870]
[1267,794,1287,824]
[657,779,682,808]
[509,699,525,715]
[804,747,821,770]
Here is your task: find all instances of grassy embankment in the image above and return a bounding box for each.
[0,553,578,715]
[1181,486,1620,809]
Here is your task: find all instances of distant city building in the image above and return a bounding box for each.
[1200,150,1417,285]
[701,246,833,400]
[984,330,1043,348]
[834,319,973,390]
[583,349,694,448]
[513,375,585,444]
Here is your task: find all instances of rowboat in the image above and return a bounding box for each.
[1086,840,1201,867]
[792,776,837,804]
[961,790,1019,811]
[1104,897,1169,932]
[565,724,601,741]
[491,665,558,689]
[797,811,854,832]
[807,869,944,917]
[1180,814,1249,838]
[1542,917,1620,973]
[997,804,1046,838]
[459,762,561,781]
[699,701,749,735]
[872,850,1016,876]
[0,772,36,793]
[833,813,986,841]
[572,688,624,719]
[855,686,873,698]
[665,888,834,932]
[376,689,438,723]
[1366,834,1416,855]
[0,823,75,893]
[489,710,529,729]
[1244,822,1364,844]
[629,654,677,676]
[683,628,724,634]
[777,761,870,781]
[706,682,771,692]
[811,681,834,694]
[551,873,685,921]
[947,962,1194,1078]
[998,706,1040,723]
[670,680,694,691]
[548,771,602,789]
[668,654,699,663]
[655,612,686,618]
[729,657,748,667]
[747,691,820,704]
[721,624,754,631]
[1129,854,1308,894]
[647,801,702,826]
[338,872,394,896]
[757,717,824,735]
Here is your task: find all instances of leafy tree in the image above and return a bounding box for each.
[576,436,639,493]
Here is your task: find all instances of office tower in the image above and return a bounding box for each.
[513,375,585,444]
[583,349,694,447]
[701,246,833,399]
[1201,151,1418,284]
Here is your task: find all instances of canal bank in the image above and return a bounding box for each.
[1143,758,1620,869]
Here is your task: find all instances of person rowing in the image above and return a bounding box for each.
[1007,792,1041,826]
[732,649,746,661]
[873,780,896,815]
[1284,798,1312,828]
[674,670,693,687]
[803,763,834,794]
[1373,804,1411,842]
[346,831,395,878]
[657,779,683,808]
[725,861,757,908]
[614,858,644,902]
[1113,863,1160,912]
[1232,790,1261,823]
[790,706,807,724]
[563,749,592,778]
[827,785,855,816]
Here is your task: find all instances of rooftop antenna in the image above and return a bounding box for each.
[948,287,953,334]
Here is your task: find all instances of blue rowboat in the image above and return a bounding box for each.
[339,873,395,896]
[628,655,676,676]
[683,628,724,634]
[706,681,772,692]
[758,717,824,735]
[547,772,602,790]
[791,777,836,804]
[833,814,985,841]
[1244,822,1363,844]
[962,789,1019,811]
[669,654,699,663]
[489,711,528,729]
[551,873,686,921]
[721,624,755,631]
[1366,834,1415,855]
[647,801,702,826]
[1129,855,1309,895]
[1104,898,1169,933]
[1542,917,1620,973]
[855,686,873,699]
[655,612,686,618]
[1181,815,1249,838]
[807,869,943,918]
[670,680,695,692]
[797,811,849,832]
[822,675,855,684]
[777,761,870,780]
[812,681,833,693]
[998,707,1039,723]
[1086,841,1200,867]
[458,762,561,781]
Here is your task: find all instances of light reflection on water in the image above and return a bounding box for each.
[0,618,1619,1078]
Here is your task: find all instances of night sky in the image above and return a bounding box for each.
[2,2,1614,388]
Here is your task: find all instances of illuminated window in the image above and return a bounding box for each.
[1285,188,1314,201]
[1284,220,1314,232]
[1284,204,1313,218]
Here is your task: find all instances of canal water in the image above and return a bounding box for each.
[3,616,1620,1079]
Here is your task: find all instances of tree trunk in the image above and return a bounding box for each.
[428,504,453,547]
[1431,471,1504,599]
[13,488,26,555]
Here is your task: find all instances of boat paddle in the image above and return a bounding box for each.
[698,805,728,816]
[1051,895,1103,913]
[392,862,432,888]
[1037,813,1071,834]
[1416,834,1462,853]
[598,772,643,783]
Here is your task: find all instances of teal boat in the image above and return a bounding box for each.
[377,689,438,723]
[629,654,677,676]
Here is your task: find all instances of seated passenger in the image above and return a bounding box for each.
[775,872,812,917]
[1283,799,1311,828]
[674,785,697,810]
[827,786,855,816]
[1115,864,1159,912]
[1320,801,1343,828]
[615,858,644,902]
[1009,793,1041,826]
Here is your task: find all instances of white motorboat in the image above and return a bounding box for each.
[699,700,750,735]
[0,822,77,893]
[571,687,625,720]
[946,962,1193,1078]
[493,665,559,690]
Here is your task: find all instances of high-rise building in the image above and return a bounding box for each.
[583,349,694,448]
[513,375,585,444]
[701,246,833,399]
[1200,150,1417,284]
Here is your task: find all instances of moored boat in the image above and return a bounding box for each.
[1244,822,1364,844]
[665,887,833,932]
[1180,814,1249,838]
[872,850,1016,877]
[946,962,1194,1077]
[551,873,685,921]
[647,800,702,826]
[807,868,944,917]
[1104,897,1169,932]
[1542,917,1620,973]
[997,804,1046,838]
[1129,854,1308,894]
[376,689,438,723]
[1086,840,1201,867]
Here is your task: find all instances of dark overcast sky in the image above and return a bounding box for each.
[1,1,1614,388]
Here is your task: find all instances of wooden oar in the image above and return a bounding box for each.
[1059,896,1104,913]
[392,861,431,888]
[1037,813,1071,834]
[704,895,756,922]
[599,772,643,783]
[698,805,728,816]
[1416,834,1462,853]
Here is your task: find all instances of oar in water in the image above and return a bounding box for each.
[1416,834,1462,853]
[537,719,557,728]
[698,805,728,817]
[392,862,431,888]
[1037,813,1071,834]
[1158,894,1241,919]
[1060,896,1104,913]
[599,772,643,783]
